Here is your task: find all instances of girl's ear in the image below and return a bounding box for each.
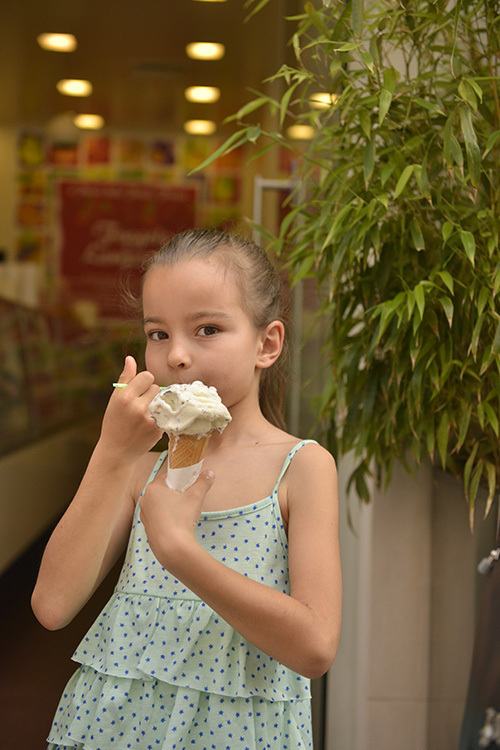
[256,321,284,370]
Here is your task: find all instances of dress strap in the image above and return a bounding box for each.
[272,439,317,494]
[138,450,168,500]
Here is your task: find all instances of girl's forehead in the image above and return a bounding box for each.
[145,256,233,289]
[143,257,245,308]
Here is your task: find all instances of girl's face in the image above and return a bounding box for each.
[142,258,270,411]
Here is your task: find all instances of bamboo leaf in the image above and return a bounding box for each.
[380,161,395,187]
[359,110,371,140]
[407,289,416,319]
[464,442,479,496]
[352,0,364,37]
[437,270,454,294]
[442,221,454,242]
[335,42,360,52]
[493,319,500,355]
[360,50,374,72]
[484,129,500,157]
[450,135,464,167]
[469,463,483,521]
[364,139,375,185]
[374,293,405,343]
[484,462,496,519]
[468,77,483,102]
[410,218,425,250]
[280,83,299,128]
[189,130,251,173]
[443,116,453,167]
[470,314,485,358]
[438,296,454,327]
[478,286,490,316]
[394,165,414,199]
[459,105,481,187]
[437,413,450,469]
[245,0,272,19]
[477,402,485,429]
[414,97,446,116]
[235,97,270,120]
[414,283,425,320]
[294,254,317,281]
[458,78,478,110]
[383,67,397,94]
[460,230,476,265]
[483,403,499,437]
[247,124,262,143]
[415,160,431,201]
[456,403,472,451]
[379,89,392,125]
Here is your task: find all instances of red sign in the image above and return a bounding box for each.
[58,180,197,318]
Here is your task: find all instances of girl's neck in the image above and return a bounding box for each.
[208,405,286,451]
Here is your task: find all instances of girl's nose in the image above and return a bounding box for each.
[166,337,191,370]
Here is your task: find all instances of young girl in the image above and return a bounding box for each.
[32,228,341,750]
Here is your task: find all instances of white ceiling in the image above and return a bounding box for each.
[0,0,302,134]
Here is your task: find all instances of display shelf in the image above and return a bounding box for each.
[0,298,141,457]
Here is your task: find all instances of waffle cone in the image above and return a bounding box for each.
[168,432,212,469]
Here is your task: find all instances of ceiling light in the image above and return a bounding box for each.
[186,42,225,61]
[37,33,77,52]
[57,79,93,97]
[287,124,315,140]
[310,92,338,109]
[73,114,105,130]
[185,86,220,103]
[184,119,217,135]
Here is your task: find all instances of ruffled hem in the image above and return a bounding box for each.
[46,665,312,750]
[72,591,310,703]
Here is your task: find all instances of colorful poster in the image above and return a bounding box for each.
[57,180,197,318]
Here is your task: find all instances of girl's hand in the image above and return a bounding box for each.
[99,355,163,461]
[139,470,215,570]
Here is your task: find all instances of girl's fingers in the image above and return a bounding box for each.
[197,470,215,492]
[114,357,158,399]
[116,355,137,385]
[139,470,215,565]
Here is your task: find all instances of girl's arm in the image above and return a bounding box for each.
[139,443,341,679]
[31,357,163,630]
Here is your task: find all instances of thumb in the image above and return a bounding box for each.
[195,470,215,494]
[117,355,137,385]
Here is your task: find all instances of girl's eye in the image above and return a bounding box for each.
[148,330,168,341]
[198,325,219,337]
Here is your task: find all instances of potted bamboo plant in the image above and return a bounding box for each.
[200,0,500,525]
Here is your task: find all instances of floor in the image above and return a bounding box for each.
[0,532,119,749]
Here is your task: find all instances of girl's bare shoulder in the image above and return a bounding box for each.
[282,440,338,502]
[290,439,337,471]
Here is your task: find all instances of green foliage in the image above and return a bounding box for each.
[207,0,500,522]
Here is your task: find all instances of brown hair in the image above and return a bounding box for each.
[142,228,290,430]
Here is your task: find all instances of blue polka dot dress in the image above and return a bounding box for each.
[46,441,315,749]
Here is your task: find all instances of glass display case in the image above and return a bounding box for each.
[0,298,141,456]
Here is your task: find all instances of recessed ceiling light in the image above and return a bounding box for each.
[37,33,77,52]
[184,119,217,135]
[310,92,338,109]
[185,86,220,103]
[186,42,225,61]
[57,79,93,97]
[73,114,105,130]
[287,124,315,140]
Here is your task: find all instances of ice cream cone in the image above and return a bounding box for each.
[168,432,212,469]
[148,381,230,491]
